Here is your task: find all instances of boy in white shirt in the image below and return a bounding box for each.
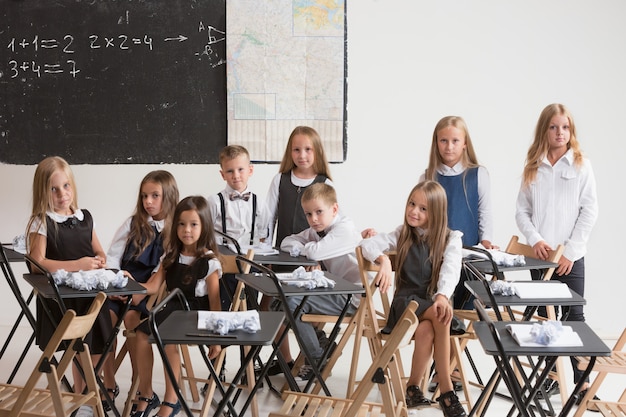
[277,183,362,380]
[207,145,267,310]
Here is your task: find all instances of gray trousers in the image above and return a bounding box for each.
[285,293,356,360]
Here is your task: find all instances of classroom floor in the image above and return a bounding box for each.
[1,323,620,417]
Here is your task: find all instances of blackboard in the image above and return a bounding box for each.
[0,0,226,165]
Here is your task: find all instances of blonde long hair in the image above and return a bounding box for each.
[522,103,584,187]
[278,126,332,180]
[394,181,450,296]
[424,116,479,181]
[26,156,78,250]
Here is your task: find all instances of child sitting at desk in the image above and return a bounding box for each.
[275,183,363,381]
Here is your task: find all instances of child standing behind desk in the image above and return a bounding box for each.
[277,183,363,380]
[262,126,333,249]
[207,145,267,310]
[360,181,466,417]
[26,156,110,417]
[515,103,598,406]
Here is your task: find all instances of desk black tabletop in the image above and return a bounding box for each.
[23,273,147,299]
[474,321,611,357]
[465,280,586,308]
[464,256,557,275]
[236,272,364,298]
[251,251,317,267]
[2,245,25,262]
[218,244,317,267]
[151,310,284,346]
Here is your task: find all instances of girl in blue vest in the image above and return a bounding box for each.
[421,115,497,391]
[103,170,179,415]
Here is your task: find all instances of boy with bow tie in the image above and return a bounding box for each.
[207,145,268,311]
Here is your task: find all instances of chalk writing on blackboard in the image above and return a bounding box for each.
[1,1,227,165]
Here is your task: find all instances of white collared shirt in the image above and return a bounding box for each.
[207,186,267,248]
[359,226,463,300]
[515,149,598,262]
[106,216,165,270]
[280,213,362,286]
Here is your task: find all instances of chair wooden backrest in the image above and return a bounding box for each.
[269,300,420,417]
[505,235,564,284]
[573,328,626,417]
[0,292,107,417]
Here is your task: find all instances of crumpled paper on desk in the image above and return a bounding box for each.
[464,244,525,267]
[198,310,260,335]
[52,269,128,290]
[277,266,336,289]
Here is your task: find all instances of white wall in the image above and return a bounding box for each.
[2,0,624,337]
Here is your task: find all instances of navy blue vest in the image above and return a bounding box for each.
[437,168,479,246]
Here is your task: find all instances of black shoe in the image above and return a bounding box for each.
[154,401,181,417]
[266,359,294,376]
[575,389,601,412]
[428,373,463,393]
[295,358,327,382]
[129,393,159,417]
[437,391,467,417]
[405,385,435,408]
[536,380,560,399]
[101,384,119,412]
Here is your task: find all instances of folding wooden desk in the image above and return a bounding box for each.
[235,256,364,396]
[148,289,284,417]
[465,280,586,321]
[473,320,611,417]
[23,271,146,417]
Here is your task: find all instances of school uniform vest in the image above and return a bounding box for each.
[45,209,94,260]
[276,172,327,246]
[384,241,433,333]
[120,225,163,283]
[437,168,479,246]
[37,209,110,352]
[165,258,211,311]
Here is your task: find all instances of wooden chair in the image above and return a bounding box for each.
[573,327,626,417]
[0,292,107,417]
[269,300,420,417]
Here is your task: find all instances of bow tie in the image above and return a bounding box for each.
[230,192,251,201]
[317,230,327,238]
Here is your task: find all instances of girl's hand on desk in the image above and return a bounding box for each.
[481,240,499,250]
[78,255,105,270]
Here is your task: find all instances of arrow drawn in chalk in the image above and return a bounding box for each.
[164,35,188,42]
